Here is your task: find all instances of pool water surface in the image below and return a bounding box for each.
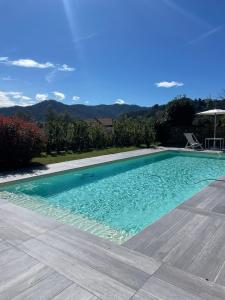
[1,151,225,244]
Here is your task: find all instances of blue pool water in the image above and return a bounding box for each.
[1,151,225,243]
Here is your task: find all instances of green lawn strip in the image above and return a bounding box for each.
[32,147,141,165]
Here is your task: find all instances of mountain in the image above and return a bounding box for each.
[0,100,148,121]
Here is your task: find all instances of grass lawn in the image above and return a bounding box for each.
[32,146,141,165]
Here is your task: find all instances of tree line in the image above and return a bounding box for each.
[1,95,225,167]
[0,111,156,167]
[43,111,156,153]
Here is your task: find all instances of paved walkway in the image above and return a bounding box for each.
[1,149,225,299]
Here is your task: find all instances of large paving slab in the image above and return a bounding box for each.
[0,202,161,299]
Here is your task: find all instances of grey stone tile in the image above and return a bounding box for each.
[53,284,100,300]
[0,239,12,253]
[0,253,41,297]
[0,264,55,300]
[187,224,225,282]
[0,219,31,245]
[12,271,72,300]
[0,203,60,237]
[19,238,135,300]
[124,208,188,251]
[133,276,203,300]
[50,225,161,275]
[155,264,225,300]
[0,246,25,267]
[36,230,150,291]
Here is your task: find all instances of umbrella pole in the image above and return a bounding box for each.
[213,114,217,148]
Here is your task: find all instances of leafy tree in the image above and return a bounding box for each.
[113,116,135,146]
[0,115,45,167]
[89,123,110,149]
[165,96,195,126]
[142,118,155,147]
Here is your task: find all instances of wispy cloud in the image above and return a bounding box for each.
[0,57,8,61]
[45,70,57,83]
[0,56,75,72]
[1,76,15,81]
[115,98,126,105]
[162,0,210,28]
[73,33,98,44]
[35,93,48,102]
[72,95,80,101]
[0,91,34,107]
[52,91,65,101]
[58,64,75,72]
[188,25,223,44]
[155,81,184,88]
[162,0,223,45]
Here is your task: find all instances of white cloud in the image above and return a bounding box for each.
[0,56,75,72]
[20,96,32,101]
[0,91,16,107]
[58,64,75,72]
[72,95,80,101]
[11,59,54,69]
[85,101,89,104]
[36,93,48,102]
[155,81,184,88]
[115,98,125,105]
[8,92,26,99]
[0,91,33,107]
[52,91,65,101]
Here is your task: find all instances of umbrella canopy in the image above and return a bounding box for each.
[197,109,225,116]
[197,109,225,148]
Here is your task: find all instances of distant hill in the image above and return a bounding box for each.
[2,98,225,122]
[0,100,148,121]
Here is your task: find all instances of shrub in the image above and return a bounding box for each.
[0,115,45,167]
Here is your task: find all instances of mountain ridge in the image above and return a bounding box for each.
[0,100,148,121]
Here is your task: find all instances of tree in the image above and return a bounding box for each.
[113,116,135,146]
[165,96,195,126]
[0,115,45,167]
[89,123,110,149]
[142,118,155,148]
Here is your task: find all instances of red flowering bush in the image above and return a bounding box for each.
[0,116,45,167]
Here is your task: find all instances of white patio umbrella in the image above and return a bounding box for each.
[197,109,225,148]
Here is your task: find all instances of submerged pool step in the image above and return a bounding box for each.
[0,191,133,244]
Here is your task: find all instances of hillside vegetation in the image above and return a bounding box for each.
[0,100,147,121]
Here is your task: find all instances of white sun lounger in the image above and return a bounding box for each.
[184,133,203,150]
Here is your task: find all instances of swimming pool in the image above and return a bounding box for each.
[1,150,225,244]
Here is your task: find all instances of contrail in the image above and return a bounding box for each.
[188,25,223,45]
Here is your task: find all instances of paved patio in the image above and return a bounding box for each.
[1,149,225,299]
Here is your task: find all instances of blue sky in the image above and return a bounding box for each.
[0,0,225,107]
